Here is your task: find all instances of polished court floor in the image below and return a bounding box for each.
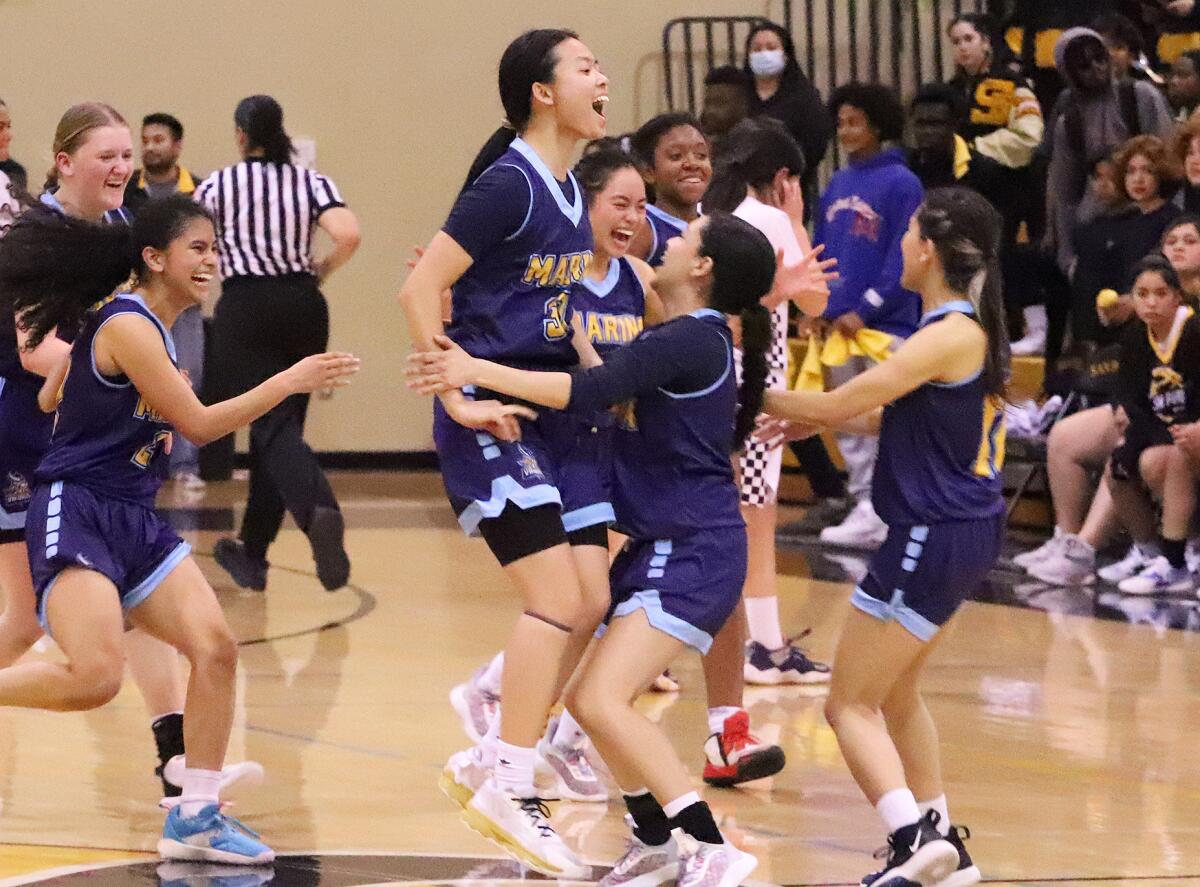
[1,471,1199,886]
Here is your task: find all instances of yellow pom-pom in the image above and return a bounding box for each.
[1096,289,1119,309]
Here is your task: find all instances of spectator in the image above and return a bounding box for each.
[1163,212,1200,301]
[196,95,361,593]
[0,170,20,238]
[743,20,833,221]
[1046,28,1174,279]
[1108,255,1200,594]
[1073,135,1182,344]
[123,112,207,491]
[1011,0,1118,109]
[1167,49,1200,117]
[1173,112,1200,210]
[700,65,752,148]
[1093,12,1152,80]
[814,83,923,548]
[628,113,710,267]
[1146,0,1200,65]
[0,99,26,193]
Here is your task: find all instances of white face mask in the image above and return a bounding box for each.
[749,49,787,78]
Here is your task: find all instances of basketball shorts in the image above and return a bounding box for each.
[434,386,614,536]
[603,525,748,654]
[852,514,1003,641]
[27,481,190,634]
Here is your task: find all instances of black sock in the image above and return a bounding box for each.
[672,800,723,845]
[624,792,672,846]
[151,712,185,765]
[1163,536,1186,569]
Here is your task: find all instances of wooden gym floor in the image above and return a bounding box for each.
[0,471,1198,887]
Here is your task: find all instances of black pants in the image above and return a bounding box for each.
[212,274,339,560]
[788,437,845,499]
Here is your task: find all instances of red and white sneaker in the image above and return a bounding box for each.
[702,710,785,787]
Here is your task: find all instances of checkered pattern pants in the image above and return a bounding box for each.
[738,367,788,506]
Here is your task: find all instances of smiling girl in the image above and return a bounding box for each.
[629,112,712,266]
[0,194,359,862]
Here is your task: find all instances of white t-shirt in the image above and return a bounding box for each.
[0,171,20,239]
[733,194,803,373]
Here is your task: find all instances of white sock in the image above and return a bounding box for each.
[478,651,505,695]
[707,706,742,736]
[179,768,222,818]
[744,596,784,649]
[551,708,588,750]
[493,739,537,797]
[917,795,951,835]
[662,790,702,819]
[875,787,921,834]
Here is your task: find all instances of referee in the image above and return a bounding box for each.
[198,94,361,592]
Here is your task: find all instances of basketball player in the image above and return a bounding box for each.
[629,112,710,267]
[399,28,611,877]
[761,187,1004,887]
[408,210,780,887]
[0,193,359,863]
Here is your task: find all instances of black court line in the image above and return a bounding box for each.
[191,550,378,647]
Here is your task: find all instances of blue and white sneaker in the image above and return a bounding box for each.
[744,634,831,685]
[158,804,275,865]
[1117,556,1193,596]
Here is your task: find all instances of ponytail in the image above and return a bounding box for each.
[460,126,518,195]
[0,209,133,348]
[234,95,293,165]
[706,118,805,213]
[698,211,777,451]
[915,187,1009,396]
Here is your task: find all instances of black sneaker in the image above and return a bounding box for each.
[860,811,959,887]
[935,825,981,887]
[308,506,350,591]
[780,497,852,537]
[213,538,268,591]
[152,712,184,798]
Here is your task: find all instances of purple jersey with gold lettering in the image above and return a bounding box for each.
[36,294,176,507]
[573,256,645,358]
[443,136,593,369]
[871,301,1006,526]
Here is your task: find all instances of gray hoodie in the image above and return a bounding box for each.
[1046,27,1175,276]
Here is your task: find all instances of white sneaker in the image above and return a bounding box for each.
[599,817,679,887]
[1010,305,1046,357]
[676,836,757,887]
[1012,529,1063,571]
[1026,534,1095,586]
[1118,556,1194,596]
[536,736,609,802]
[173,472,207,492]
[1098,545,1154,585]
[450,667,501,744]
[463,777,590,878]
[1188,540,1200,575]
[819,500,888,549]
[439,746,491,809]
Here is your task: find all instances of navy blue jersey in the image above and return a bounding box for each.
[644,204,686,268]
[872,300,1006,526]
[568,309,742,539]
[573,256,646,358]
[36,294,176,506]
[442,137,593,369]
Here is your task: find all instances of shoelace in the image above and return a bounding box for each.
[218,811,264,840]
[518,797,557,838]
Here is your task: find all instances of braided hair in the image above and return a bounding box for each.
[915,187,1009,396]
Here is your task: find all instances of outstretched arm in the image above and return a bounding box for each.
[97,314,360,445]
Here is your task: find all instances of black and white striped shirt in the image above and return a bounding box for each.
[195,159,345,279]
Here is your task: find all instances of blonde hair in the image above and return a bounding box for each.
[45,102,128,189]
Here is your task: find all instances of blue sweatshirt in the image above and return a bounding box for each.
[815,147,924,338]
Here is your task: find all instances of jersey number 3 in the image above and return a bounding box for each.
[542,292,570,342]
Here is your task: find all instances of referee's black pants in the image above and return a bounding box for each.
[212,274,340,561]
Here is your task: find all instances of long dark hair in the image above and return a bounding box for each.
[1130,253,1184,294]
[704,118,805,213]
[0,209,131,348]
[234,95,293,165]
[915,187,1009,396]
[461,29,578,191]
[699,212,775,449]
[0,196,213,348]
[946,13,1016,73]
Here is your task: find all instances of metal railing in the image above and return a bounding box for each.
[663,0,994,117]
